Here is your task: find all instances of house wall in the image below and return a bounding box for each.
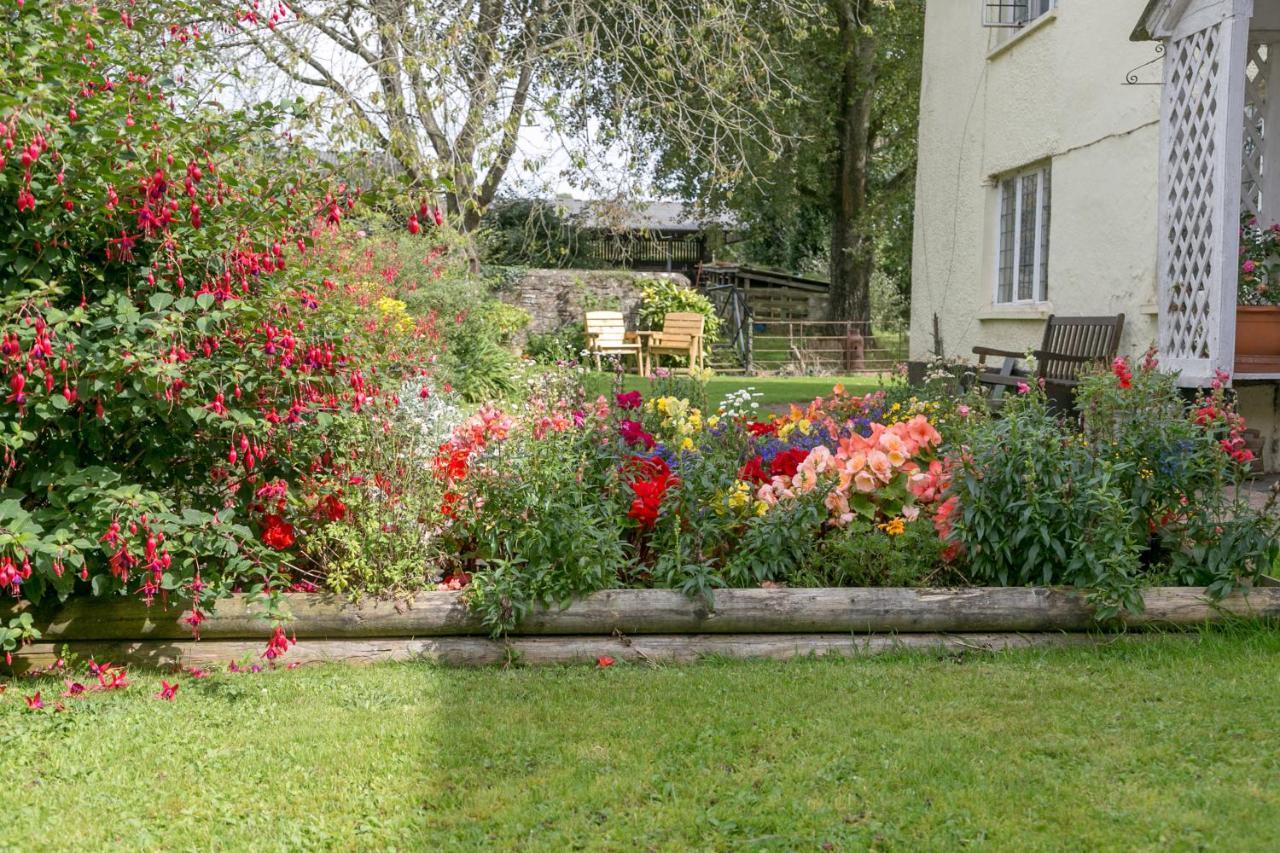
[909,0,1280,470]
[909,0,1163,362]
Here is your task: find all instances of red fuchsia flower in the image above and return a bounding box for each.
[1112,357,1133,389]
[407,214,421,235]
[186,667,209,679]
[263,626,295,660]
[618,419,655,450]
[596,656,615,668]
[259,514,295,550]
[62,681,87,698]
[316,493,347,522]
[25,692,43,710]
[615,391,642,410]
[156,680,179,701]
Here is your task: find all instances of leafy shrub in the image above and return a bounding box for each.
[638,278,722,342]
[526,322,586,365]
[947,360,1278,614]
[442,323,523,402]
[0,4,442,631]
[793,518,952,588]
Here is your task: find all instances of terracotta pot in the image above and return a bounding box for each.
[1236,305,1280,356]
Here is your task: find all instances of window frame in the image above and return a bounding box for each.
[983,0,1057,29]
[993,163,1052,307]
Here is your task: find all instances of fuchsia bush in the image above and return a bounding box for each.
[0,1,444,659]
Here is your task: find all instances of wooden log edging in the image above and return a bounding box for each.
[8,632,1176,671]
[3,587,1279,643]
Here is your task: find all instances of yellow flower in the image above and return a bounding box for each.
[707,415,720,429]
[754,501,769,517]
[680,436,695,452]
[797,419,812,436]
[878,517,906,536]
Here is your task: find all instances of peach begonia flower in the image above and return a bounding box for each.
[824,490,854,526]
[878,431,909,467]
[905,415,942,449]
[853,469,878,493]
[868,449,894,483]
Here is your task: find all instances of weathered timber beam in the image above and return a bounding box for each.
[6,632,1167,672]
[3,587,1278,641]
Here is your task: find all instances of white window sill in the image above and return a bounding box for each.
[978,305,1053,321]
[987,9,1059,61]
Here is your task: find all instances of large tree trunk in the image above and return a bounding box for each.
[827,0,877,325]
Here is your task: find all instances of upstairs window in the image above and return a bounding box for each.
[995,164,1051,304]
[983,0,1056,28]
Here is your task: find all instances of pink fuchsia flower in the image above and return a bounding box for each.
[25,692,43,710]
[957,404,971,417]
[156,680,179,701]
[1243,260,1257,274]
[1017,382,1031,395]
[262,626,295,660]
[615,391,642,410]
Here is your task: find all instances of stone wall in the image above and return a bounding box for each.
[497,269,691,344]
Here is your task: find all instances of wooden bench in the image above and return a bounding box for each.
[584,311,642,373]
[639,312,706,376]
[973,314,1126,408]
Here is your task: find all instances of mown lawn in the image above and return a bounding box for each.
[4,628,1280,849]
[587,372,884,408]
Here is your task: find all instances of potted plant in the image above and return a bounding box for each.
[1237,217,1280,358]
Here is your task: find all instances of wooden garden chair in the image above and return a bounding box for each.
[583,310,643,373]
[973,314,1126,408]
[638,312,706,376]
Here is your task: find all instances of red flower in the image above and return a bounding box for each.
[626,457,677,528]
[262,625,294,660]
[317,493,347,522]
[440,571,471,591]
[619,419,655,450]
[615,391,642,410]
[596,655,615,668]
[769,447,810,480]
[25,692,43,710]
[746,421,777,437]
[738,455,769,484]
[1112,357,1133,390]
[260,514,295,550]
[156,680,179,701]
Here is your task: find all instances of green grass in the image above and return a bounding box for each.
[587,372,884,407]
[5,628,1280,848]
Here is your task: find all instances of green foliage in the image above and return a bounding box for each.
[477,199,588,267]
[443,327,522,403]
[455,423,628,634]
[949,367,1279,615]
[525,323,586,365]
[638,278,722,341]
[793,518,952,588]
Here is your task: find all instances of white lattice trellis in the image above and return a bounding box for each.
[1242,43,1269,220]
[1156,14,1250,386]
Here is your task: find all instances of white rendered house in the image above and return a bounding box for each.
[909,0,1280,468]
